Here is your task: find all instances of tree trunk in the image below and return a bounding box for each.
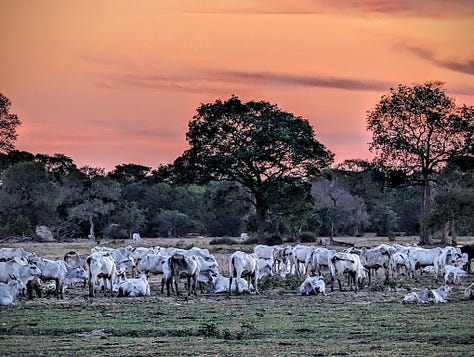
[441,221,449,245]
[88,211,95,240]
[450,217,457,246]
[419,175,432,245]
[255,200,267,243]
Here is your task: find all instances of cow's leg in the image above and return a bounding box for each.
[187,276,191,295]
[166,277,172,296]
[253,274,259,295]
[229,276,233,295]
[174,276,180,295]
[88,279,95,297]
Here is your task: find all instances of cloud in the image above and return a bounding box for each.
[102,69,393,93]
[210,70,392,91]
[399,42,474,76]
[182,0,474,18]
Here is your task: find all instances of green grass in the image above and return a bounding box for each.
[1,286,473,356]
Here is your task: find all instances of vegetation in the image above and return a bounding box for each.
[0,93,21,153]
[367,82,473,244]
[173,96,334,242]
[0,87,472,241]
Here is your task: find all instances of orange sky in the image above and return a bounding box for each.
[1,0,473,171]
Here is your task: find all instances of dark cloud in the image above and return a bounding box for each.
[183,0,474,18]
[104,69,393,93]
[400,42,474,76]
[210,70,392,91]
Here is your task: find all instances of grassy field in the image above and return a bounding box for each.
[0,237,473,356]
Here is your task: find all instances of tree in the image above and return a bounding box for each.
[0,93,21,153]
[0,161,61,235]
[62,167,120,239]
[367,81,473,244]
[312,175,368,240]
[35,153,77,181]
[176,96,333,241]
[108,163,151,184]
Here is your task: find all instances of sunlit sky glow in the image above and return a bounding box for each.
[1,0,473,171]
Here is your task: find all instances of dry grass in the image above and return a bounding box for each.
[0,236,473,356]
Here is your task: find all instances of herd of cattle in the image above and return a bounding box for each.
[1,241,474,306]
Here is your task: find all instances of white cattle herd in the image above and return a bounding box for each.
[0,241,473,306]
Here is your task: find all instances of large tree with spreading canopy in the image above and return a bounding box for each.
[175,96,334,241]
[367,81,473,244]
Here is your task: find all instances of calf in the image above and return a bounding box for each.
[210,273,250,294]
[444,265,467,284]
[229,251,259,295]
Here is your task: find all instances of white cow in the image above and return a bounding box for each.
[167,254,200,296]
[136,253,171,293]
[310,248,336,277]
[402,285,452,304]
[0,277,26,306]
[407,247,443,281]
[0,248,37,264]
[257,258,273,281]
[194,255,219,293]
[30,257,87,299]
[299,276,326,296]
[464,283,474,300]
[0,260,42,286]
[359,245,392,283]
[292,245,316,276]
[132,233,142,242]
[389,251,414,280]
[118,273,150,297]
[86,253,117,297]
[229,251,259,295]
[330,252,366,292]
[273,245,293,276]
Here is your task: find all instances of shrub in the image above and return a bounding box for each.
[298,231,317,243]
[264,234,282,245]
[209,237,238,245]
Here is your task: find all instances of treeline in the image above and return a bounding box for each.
[0,150,472,242]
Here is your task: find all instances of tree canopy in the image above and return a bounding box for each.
[367,81,474,243]
[0,93,21,154]
[175,96,334,240]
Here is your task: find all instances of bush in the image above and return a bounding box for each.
[264,234,282,245]
[103,224,129,240]
[209,237,238,245]
[298,231,317,243]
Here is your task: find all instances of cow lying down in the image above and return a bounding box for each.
[118,273,150,297]
[465,283,474,300]
[299,276,326,296]
[402,285,452,304]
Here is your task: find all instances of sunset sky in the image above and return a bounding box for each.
[1,0,473,171]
